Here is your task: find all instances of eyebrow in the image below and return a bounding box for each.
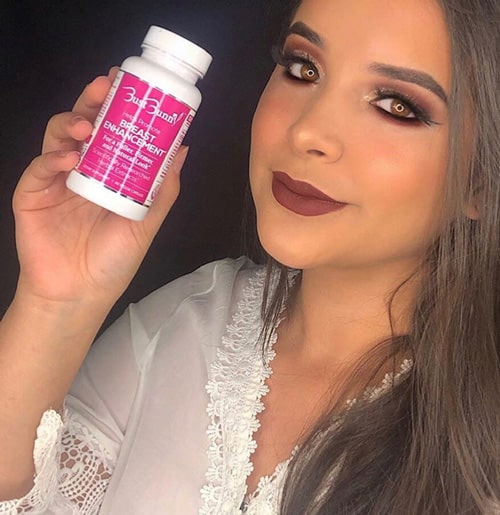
[285,22,448,105]
[286,21,324,48]
[369,63,448,104]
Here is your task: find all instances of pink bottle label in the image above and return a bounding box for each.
[76,70,195,207]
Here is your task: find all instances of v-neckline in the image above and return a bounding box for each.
[241,444,299,510]
[199,266,413,514]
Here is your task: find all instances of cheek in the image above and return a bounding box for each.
[251,73,292,152]
[359,133,448,242]
[250,80,289,199]
[360,130,448,203]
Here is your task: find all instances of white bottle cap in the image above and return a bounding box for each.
[142,26,213,78]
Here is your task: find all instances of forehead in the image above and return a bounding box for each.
[292,0,451,91]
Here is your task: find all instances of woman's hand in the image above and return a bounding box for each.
[12,68,188,307]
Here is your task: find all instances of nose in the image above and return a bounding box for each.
[287,93,345,162]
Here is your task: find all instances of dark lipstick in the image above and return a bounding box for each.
[271,171,347,216]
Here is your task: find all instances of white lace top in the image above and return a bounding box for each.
[0,258,412,514]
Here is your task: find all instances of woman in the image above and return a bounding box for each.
[1,0,499,513]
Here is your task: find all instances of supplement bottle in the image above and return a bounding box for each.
[66,26,212,220]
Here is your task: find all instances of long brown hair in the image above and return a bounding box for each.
[256,0,500,512]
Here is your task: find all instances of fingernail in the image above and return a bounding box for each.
[172,147,189,176]
[178,146,190,164]
[108,66,120,77]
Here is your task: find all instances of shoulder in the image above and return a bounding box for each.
[68,257,265,434]
[129,256,264,340]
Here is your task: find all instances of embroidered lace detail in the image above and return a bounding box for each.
[346,358,414,408]
[242,447,298,515]
[0,410,115,514]
[200,269,278,514]
[57,412,113,514]
[0,409,64,514]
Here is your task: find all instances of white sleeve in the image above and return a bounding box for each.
[0,290,143,514]
[0,408,115,514]
[0,257,253,514]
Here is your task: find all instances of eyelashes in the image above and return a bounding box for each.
[271,45,321,83]
[369,88,439,127]
[271,44,439,127]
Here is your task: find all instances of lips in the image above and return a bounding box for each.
[271,171,347,216]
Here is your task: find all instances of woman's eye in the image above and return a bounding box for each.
[373,98,416,120]
[287,62,320,82]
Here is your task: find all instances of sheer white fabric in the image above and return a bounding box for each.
[0,410,114,515]
[0,258,289,514]
[0,258,413,514]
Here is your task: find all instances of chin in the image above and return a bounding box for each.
[256,223,314,271]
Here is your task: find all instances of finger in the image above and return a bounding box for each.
[42,112,93,154]
[15,150,81,197]
[143,146,190,232]
[42,68,119,153]
[71,73,115,122]
[107,66,120,81]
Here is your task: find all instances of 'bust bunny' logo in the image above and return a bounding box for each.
[122,86,186,125]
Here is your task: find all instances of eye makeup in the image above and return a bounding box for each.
[270,35,444,128]
[271,43,321,83]
[367,87,440,127]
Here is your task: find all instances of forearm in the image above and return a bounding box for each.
[0,292,111,499]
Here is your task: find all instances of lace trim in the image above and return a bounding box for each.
[200,269,278,514]
[0,409,114,514]
[242,446,298,514]
[346,358,414,408]
[57,412,113,514]
[0,409,65,514]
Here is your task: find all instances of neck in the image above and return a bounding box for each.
[279,259,421,368]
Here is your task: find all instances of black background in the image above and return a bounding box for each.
[1,1,284,331]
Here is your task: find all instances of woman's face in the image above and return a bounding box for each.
[249,0,451,272]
